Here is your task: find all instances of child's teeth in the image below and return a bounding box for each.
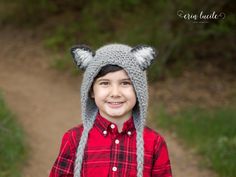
[111,102,121,104]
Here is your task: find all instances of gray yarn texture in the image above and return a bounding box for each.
[72,43,156,177]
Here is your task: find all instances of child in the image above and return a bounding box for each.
[49,44,172,177]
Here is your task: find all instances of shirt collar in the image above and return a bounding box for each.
[94,112,135,135]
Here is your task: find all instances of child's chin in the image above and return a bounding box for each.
[107,112,124,118]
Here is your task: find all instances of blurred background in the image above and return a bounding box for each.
[0,0,235,177]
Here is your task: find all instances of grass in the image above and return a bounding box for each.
[0,93,27,177]
[154,105,236,177]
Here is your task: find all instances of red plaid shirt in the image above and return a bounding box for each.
[49,114,172,177]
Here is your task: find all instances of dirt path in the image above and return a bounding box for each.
[0,28,217,177]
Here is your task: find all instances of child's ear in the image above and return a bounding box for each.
[71,44,95,70]
[131,45,157,70]
[89,89,95,99]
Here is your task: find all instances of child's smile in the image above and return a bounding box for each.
[106,101,125,108]
[92,69,137,122]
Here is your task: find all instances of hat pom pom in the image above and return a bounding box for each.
[71,44,94,70]
[131,45,157,70]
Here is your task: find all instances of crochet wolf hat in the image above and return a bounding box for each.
[71,43,157,177]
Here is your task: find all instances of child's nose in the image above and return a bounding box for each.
[110,85,120,97]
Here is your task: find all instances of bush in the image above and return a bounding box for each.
[0,93,27,177]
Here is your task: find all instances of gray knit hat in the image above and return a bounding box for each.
[71,43,157,177]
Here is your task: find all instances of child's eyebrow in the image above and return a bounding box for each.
[96,78,109,82]
[121,78,131,81]
[96,78,131,82]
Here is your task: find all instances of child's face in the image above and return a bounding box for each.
[92,69,136,121]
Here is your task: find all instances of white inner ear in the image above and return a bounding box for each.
[133,47,154,65]
[74,48,93,68]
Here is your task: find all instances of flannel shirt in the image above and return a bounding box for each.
[49,113,172,177]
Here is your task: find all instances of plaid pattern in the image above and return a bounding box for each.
[49,114,172,177]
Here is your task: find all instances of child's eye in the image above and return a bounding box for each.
[121,81,131,86]
[99,81,109,85]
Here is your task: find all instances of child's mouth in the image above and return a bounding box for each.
[107,101,124,108]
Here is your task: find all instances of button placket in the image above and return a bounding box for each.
[109,123,122,175]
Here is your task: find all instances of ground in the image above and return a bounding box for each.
[1,27,234,177]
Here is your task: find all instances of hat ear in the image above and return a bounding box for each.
[131,45,157,70]
[71,44,95,70]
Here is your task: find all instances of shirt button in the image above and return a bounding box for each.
[112,166,117,172]
[103,130,107,135]
[115,139,119,144]
[127,131,132,136]
[110,124,115,129]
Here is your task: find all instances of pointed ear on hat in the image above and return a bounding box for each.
[131,45,157,70]
[71,44,95,70]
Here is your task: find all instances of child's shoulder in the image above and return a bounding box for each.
[61,124,84,148]
[66,123,84,135]
[62,124,84,141]
[143,126,166,142]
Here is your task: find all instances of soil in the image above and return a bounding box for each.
[1,27,234,177]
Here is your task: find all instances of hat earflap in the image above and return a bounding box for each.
[71,44,95,70]
[131,45,157,70]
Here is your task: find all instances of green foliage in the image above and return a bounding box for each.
[0,0,57,26]
[44,24,77,51]
[50,52,80,75]
[0,93,27,177]
[1,0,235,80]
[155,105,236,177]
